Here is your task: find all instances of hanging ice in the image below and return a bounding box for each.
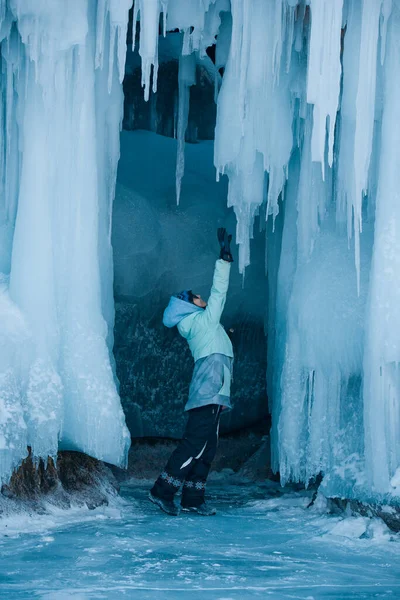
[0,0,131,483]
[214,0,295,272]
[268,0,399,501]
[306,0,343,174]
[363,3,400,494]
[175,53,196,205]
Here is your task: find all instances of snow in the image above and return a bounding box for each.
[0,481,399,598]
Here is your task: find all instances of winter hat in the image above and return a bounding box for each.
[176,290,197,304]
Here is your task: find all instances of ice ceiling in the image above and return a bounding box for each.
[0,0,399,503]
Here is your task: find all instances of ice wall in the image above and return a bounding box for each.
[0,0,131,483]
[129,0,400,502]
[1,0,400,503]
[363,2,400,495]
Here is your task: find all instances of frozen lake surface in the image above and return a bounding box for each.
[0,480,399,599]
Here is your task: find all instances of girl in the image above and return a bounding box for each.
[150,229,234,516]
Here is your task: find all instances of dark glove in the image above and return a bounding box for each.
[217,228,233,262]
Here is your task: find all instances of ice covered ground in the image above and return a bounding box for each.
[0,480,399,599]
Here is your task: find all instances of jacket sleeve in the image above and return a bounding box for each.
[200,259,231,327]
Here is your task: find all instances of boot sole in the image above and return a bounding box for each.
[148,492,179,516]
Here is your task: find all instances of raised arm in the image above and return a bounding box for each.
[200,228,233,326]
[202,259,232,325]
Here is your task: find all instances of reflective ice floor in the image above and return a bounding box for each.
[0,480,399,599]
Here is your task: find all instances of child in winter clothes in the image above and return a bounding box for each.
[149,229,234,516]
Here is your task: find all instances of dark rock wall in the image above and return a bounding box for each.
[114,302,268,438]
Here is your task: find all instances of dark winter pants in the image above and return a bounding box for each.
[151,404,221,507]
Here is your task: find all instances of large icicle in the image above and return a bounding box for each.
[175,53,196,205]
[133,0,231,101]
[307,0,343,175]
[166,0,229,56]
[271,0,397,499]
[335,0,362,239]
[351,0,385,292]
[363,2,400,494]
[270,2,371,490]
[214,0,295,271]
[133,0,163,101]
[0,0,131,483]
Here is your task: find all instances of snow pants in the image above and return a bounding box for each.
[151,404,221,507]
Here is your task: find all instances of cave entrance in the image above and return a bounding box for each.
[111,17,270,444]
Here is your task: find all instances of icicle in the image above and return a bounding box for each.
[197,0,231,58]
[135,0,162,101]
[214,0,295,271]
[335,0,362,241]
[215,10,232,73]
[95,0,107,69]
[0,0,6,24]
[108,20,116,93]
[380,0,393,64]
[285,1,298,73]
[296,109,329,261]
[3,33,20,226]
[109,0,133,83]
[294,1,306,53]
[105,0,133,92]
[352,0,384,293]
[272,0,285,78]
[307,0,343,175]
[175,52,196,205]
[162,1,167,37]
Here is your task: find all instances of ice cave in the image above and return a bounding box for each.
[1,0,399,499]
[0,0,400,595]
[0,0,400,600]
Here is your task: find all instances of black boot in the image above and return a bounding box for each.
[149,491,180,516]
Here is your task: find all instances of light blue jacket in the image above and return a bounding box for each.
[163,259,233,361]
[163,259,234,410]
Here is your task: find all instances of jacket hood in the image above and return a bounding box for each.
[163,295,203,328]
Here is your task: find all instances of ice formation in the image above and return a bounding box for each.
[1,0,399,505]
[0,0,131,483]
[129,0,400,503]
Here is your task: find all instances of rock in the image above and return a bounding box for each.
[0,450,119,515]
[237,438,277,482]
[327,497,400,533]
